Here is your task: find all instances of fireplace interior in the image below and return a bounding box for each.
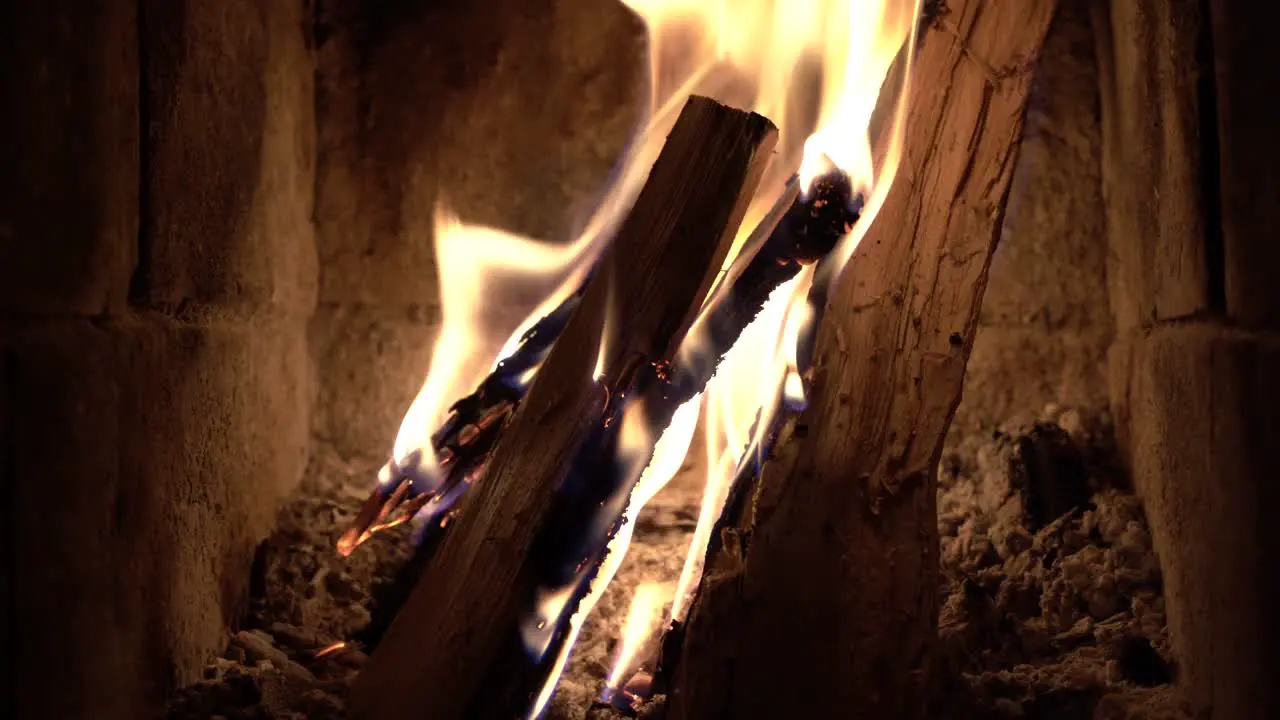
[3,1,1277,719]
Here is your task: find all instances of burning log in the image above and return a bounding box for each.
[348,95,778,720]
[339,169,858,559]
[663,2,1060,718]
[337,288,584,556]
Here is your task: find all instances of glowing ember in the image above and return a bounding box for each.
[314,641,348,659]
[360,0,923,715]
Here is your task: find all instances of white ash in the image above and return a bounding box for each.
[168,406,1184,719]
[932,405,1185,718]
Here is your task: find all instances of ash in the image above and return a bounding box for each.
[167,407,1185,719]
[166,445,412,720]
[929,405,1184,719]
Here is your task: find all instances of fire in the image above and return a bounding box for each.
[626,0,919,632]
[382,208,596,491]
[527,396,702,720]
[369,0,920,714]
[670,271,810,621]
[605,582,671,696]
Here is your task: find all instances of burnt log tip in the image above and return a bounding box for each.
[789,170,860,263]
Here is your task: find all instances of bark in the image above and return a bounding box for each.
[348,95,777,720]
[666,2,1058,718]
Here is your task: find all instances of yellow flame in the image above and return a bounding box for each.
[386,0,918,487]
[606,582,670,692]
[670,272,807,620]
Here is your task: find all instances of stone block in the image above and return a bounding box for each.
[136,0,316,317]
[1209,5,1280,331]
[2,315,310,719]
[956,2,1111,429]
[980,3,1108,332]
[956,326,1110,432]
[0,0,138,315]
[1119,322,1280,719]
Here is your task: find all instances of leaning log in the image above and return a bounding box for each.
[348,95,778,720]
[666,2,1059,718]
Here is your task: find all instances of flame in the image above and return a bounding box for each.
[384,0,918,485]
[605,582,670,694]
[670,271,809,620]
[520,393,662,663]
[377,0,920,714]
[615,0,919,629]
[383,208,596,488]
[313,641,347,659]
[526,394,702,719]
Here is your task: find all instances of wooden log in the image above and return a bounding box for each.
[666,2,1058,718]
[348,95,778,720]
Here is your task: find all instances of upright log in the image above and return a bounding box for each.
[667,2,1058,718]
[349,96,777,720]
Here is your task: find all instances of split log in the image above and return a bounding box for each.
[348,95,778,720]
[666,2,1058,718]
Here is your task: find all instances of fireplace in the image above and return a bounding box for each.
[5,1,1278,719]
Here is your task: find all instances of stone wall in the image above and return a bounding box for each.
[952,1,1112,434]
[1095,1,1280,716]
[0,1,315,717]
[310,0,646,461]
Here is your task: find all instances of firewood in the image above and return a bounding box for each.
[340,167,859,558]
[665,2,1060,718]
[348,95,778,720]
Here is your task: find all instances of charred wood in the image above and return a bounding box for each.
[665,2,1060,718]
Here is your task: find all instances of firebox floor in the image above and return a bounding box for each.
[166,406,1188,720]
